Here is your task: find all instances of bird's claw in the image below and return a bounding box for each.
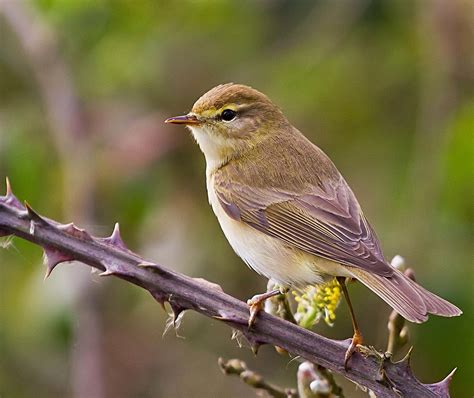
[246,289,283,329]
[247,297,263,329]
[344,331,363,370]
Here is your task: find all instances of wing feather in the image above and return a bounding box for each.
[215,176,393,277]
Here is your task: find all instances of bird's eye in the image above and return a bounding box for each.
[221,109,237,122]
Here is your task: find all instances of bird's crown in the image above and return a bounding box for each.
[191,83,274,116]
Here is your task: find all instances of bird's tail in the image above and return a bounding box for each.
[348,267,462,323]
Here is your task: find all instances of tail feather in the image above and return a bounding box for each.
[412,282,462,317]
[349,267,462,323]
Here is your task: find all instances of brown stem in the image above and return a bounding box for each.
[297,361,344,398]
[218,358,297,398]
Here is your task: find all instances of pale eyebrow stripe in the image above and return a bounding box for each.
[212,104,252,119]
[235,104,252,112]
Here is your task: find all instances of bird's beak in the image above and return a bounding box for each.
[165,114,201,125]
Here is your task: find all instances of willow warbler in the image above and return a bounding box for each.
[165,83,461,365]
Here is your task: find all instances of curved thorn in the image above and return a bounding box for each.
[243,334,263,355]
[250,341,262,355]
[169,302,185,324]
[43,246,74,279]
[101,223,129,251]
[5,177,12,196]
[425,367,456,397]
[149,290,167,309]
[58,222,93,241]
[24,202,48,225]
[110,223,126,248]
[1,177,23,209]
[98,260,120,275]
[44,269,52,280]
[58,222,74,230]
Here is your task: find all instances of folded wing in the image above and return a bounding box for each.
[214,174,394,277]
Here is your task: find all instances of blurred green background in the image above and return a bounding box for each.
[0,1,472,397]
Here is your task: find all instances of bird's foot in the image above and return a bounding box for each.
[246,289,284,328]
[344,330,363,370]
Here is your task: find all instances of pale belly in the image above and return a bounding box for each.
[207,177,351,287]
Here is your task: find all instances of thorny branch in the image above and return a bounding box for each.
[0,180,456,398]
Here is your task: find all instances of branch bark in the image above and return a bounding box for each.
[0,184,455,398]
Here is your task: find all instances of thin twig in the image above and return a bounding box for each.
[297,361,344,398]
[218,358,297,398]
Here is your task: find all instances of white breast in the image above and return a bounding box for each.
[206,173,339,287]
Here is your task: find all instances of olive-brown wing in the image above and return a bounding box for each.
[214,177,394,277]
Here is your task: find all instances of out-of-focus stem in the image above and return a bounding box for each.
[218,358,297,398]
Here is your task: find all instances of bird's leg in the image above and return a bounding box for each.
[337,277,363,369]
[247,287,288,328]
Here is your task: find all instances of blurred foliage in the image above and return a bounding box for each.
[0,0,473,397]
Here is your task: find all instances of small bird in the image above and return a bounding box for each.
[165,83,461,366]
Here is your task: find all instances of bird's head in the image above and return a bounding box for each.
[165,83,288,169]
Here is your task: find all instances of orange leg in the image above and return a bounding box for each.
[337,277,364,369]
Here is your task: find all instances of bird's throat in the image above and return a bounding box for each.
[189,126,248,174]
